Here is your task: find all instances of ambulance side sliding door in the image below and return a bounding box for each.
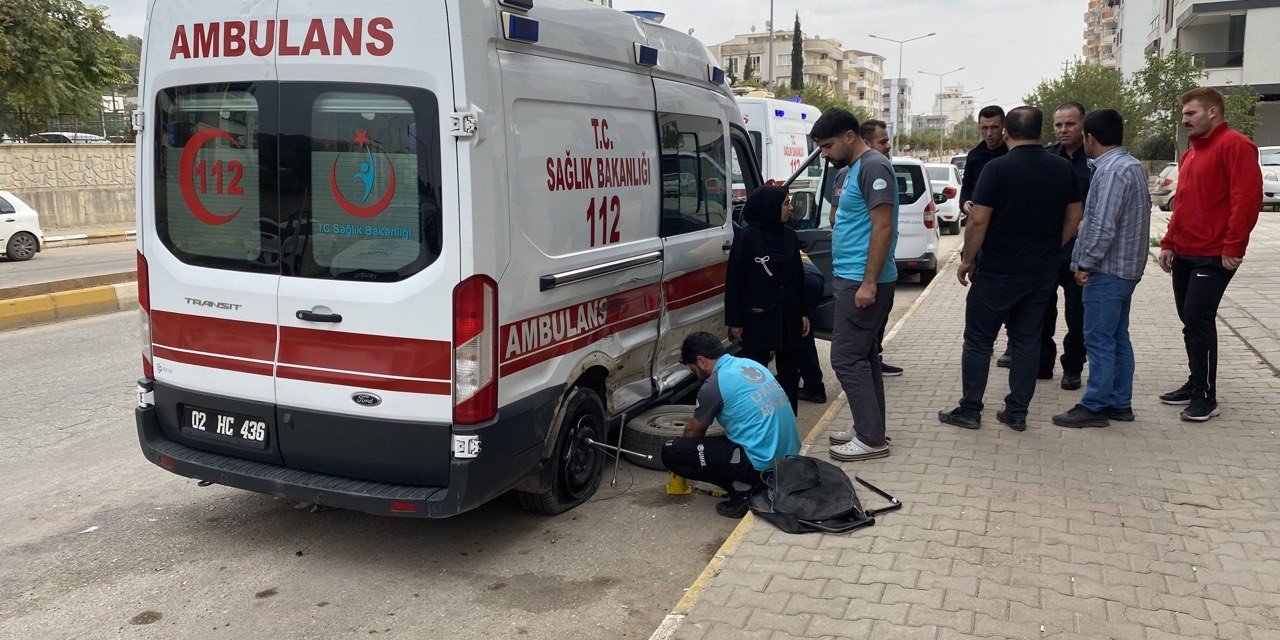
[651,79,738,392]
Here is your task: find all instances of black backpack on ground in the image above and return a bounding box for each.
[749,455,901,534]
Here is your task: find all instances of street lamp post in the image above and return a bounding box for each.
[920,66,964,161]
[767,0,774,88]
[868,32,935,152]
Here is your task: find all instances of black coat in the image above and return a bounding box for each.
[725,186,805,352]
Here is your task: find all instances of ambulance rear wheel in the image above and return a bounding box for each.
[517,388,605,515]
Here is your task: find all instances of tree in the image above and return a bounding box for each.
[0,0,132,125]
[743,55,756,82]
[790,13,804,92]
[772,83,873,122]
[1132,50,1204,155]
[1223,82,1261,137]
[1024,61,1141,145]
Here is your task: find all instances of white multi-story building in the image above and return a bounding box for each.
[710,29,885,114]
[1144,0,1280,144]
[881,78,912,138]
[1115,0,1155,76]
[585,0,613,7]
[933,85,975,135]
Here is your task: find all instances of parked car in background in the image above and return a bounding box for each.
[925,163,963,234]
[1151,163,1178,211]
[1261,146,1280,212]
[891,157,942,284]
[0,190,44,262]
[26,131,110,144]
[950,154,967,180]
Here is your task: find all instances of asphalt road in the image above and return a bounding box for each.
[0,233,959,640]
[3,241,136,289]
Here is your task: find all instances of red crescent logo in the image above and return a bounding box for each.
[328,154,397,219]
[179,128,242,226]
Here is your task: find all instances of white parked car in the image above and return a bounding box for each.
[0,190,44,261]
[892,158,942,284]
[1260,146,1280,212]
[26,131,111,144]
[925,163,963,235]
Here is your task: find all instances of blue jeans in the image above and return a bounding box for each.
[1080,273,1139,412]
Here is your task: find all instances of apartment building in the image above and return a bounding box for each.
[1144,0,1280,144]
[1083,0,1121,67]
[934,85,975,135]
[881,78,913,139]
[710,29,885,114]
[1114,0,1155,75]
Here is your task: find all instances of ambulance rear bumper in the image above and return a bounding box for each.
[135,385,561,518]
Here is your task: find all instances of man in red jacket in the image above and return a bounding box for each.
[1158,87,1262,422]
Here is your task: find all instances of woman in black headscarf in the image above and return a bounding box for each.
[725,184,810,415]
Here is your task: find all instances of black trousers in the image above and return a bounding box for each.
[740,347,800,416]
[1040,261,1087,376]
[660,435,762,494]
[1171,255,1236,402]
[798,332,823,389]
[959,271,1056,420]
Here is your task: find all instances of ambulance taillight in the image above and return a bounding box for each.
[138,251,154,380]
[453,275,498,425]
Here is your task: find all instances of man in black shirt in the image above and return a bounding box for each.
[1036,102,1093,390]
[939,106,1084,432]
[958,105,1009,217]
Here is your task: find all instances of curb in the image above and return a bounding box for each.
[43,229,136,249]
[0,281,138,331]
[648,247,962,640]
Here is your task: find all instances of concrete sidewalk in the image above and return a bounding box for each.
[661,254,1280,640]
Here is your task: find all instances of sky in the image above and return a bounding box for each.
[98,0,1087,117]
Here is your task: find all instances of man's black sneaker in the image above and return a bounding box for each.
[1107,407,1136,422]
[938,408,981,430]
[1052,404,1109,429]
[797,386,827,404]
[996,352,1012,368]
[1061,373,1082,391]
[1160,383,1193,405]
[880,361,904,377]
[1181,401,1220,423]
[715,492,751,519]
[996,410,1027,432]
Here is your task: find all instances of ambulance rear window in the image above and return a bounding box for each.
[155,85,271,272]
[293,91,441,281]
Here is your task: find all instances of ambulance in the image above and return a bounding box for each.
[132,0,770,517]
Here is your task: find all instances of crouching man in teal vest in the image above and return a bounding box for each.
[661,332,803,518]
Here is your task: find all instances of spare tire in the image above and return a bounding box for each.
[620,405,724,470]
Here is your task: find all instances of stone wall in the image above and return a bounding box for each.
[0,143,135,231]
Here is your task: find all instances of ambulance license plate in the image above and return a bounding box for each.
[181,406,269,449]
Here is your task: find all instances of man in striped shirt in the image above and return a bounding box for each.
[1052,110,1152,429]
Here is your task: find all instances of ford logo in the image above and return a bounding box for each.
[351,392,382,407]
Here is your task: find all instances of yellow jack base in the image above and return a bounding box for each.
[666,473,692,495]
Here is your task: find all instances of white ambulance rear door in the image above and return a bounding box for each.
[143,1,281,405]
[270,1,459,423]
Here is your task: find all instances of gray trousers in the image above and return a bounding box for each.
[831,277,896,447]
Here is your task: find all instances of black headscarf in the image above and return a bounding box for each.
[741,185,788,236]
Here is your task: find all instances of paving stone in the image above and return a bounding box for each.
[670,230,1280,640]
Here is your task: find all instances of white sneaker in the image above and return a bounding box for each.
[829,439,890,462]
[829,429,855,445]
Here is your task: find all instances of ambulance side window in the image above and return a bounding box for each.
[658,113,727,237]
[155,85,273,272]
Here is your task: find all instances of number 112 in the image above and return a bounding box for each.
[586,195,621,248]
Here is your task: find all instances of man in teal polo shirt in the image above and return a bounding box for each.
[809,109,899,462]
[661,332,802,518]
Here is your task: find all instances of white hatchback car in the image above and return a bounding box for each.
[1260,146,1280,212]
[925,163,964,235]
[0,190,44,262]
[892,158,942,284]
